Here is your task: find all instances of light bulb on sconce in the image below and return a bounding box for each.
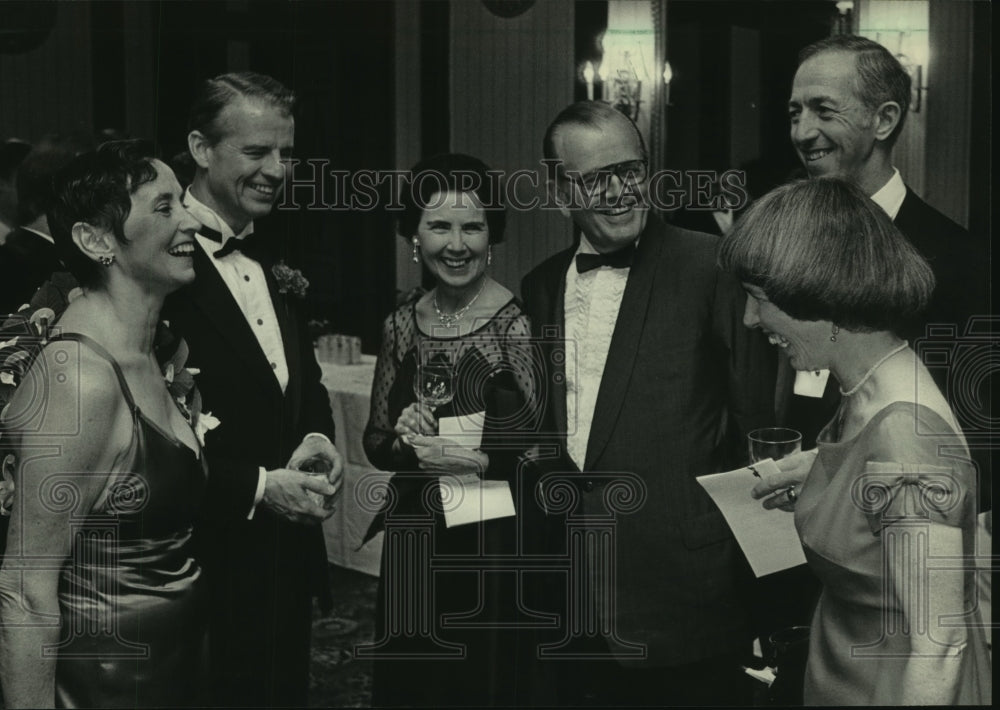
[583,61,595,101]
[662,60,673,106]
[598,62,610,102]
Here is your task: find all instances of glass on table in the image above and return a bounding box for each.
[748,427,802,463]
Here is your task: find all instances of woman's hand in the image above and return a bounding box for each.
[394,403,437,447]
[750,448,818,512]
[408,435,489,476]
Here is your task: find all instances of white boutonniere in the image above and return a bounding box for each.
[192,410,221,447]
[272,261,309,299]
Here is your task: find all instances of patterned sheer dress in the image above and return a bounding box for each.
[362,296,543,707]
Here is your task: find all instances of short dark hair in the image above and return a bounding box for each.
[542,101,647,165]
[15,137,81,224]
[718,178,933,335]
[48,140,159,288]
[188,71,296,144]
[398,153,506,244]
[798,35,912,147]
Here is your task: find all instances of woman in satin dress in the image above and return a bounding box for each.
[0,141,210,708]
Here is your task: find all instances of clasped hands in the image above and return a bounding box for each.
[262,434,344,524]
[395,403,488,476]
[750,448,818,512]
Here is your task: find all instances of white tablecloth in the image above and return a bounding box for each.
[318,353,387,577]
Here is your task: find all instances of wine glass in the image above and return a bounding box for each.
[748,427,802,463]
[413,362,454,410]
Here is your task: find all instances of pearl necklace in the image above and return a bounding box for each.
[838,341,908,396]
[433,279,486,327]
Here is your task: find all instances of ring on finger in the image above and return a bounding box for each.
[785,487,797,502]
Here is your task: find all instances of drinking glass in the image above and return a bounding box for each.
[748,427,802,463]
[413,347,455,411]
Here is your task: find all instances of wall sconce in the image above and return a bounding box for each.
[605,51,643,121]
[895,53,925,113]
[835,0,854,34]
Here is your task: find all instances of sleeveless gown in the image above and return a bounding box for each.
[52,333,209,708]
[796,401,991,705]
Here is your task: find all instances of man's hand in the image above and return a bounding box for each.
[287,435,344,491]
[408,435,488,476]
[261,468,338,524]
[750,448,818,512]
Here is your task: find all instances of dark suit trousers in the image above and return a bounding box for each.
[205,515,315,708]
[556,641,754,707]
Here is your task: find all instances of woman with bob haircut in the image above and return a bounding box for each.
[0,140,210,708]
[363,152,543,706]
[719,177,990,706]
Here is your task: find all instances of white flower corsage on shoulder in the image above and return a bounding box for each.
[159,330,220,447]
[272,261,310,299]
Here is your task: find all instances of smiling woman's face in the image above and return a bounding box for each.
[414,190,489,293]
[742,283,832,372]
[116,159,201,292]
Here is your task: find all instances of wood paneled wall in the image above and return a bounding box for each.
[449,0,575,294]
[0,3,94,142]
[925,0,972,229]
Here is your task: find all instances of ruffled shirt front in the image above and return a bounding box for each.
[563,235,631,469]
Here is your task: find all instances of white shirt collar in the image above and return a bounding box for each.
[869,168,906,220]
[183,188,254,241]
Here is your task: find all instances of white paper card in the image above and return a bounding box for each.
[439,473,516,528]
[793,369,830,398]
[696,459,806,577]
[437,411,486,450]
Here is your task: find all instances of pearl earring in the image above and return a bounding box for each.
[98,255,115,267]
[487,245,492,267]
[830,324,839,342]
[412,239,419,264]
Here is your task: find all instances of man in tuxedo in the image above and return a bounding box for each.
[775,34,989,486]
[0,140,76,313]
[162,72,343,707]
[520,101,776,706]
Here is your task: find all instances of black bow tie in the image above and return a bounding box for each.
[575,243,636,273]
[198,225,262,260]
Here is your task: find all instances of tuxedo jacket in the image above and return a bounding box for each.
[162,241,335,604]
[521,216,777,667]
[0,227,61,314]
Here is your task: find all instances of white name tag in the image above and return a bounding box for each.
[793,369,830,398]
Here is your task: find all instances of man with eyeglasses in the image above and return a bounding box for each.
[521,101,776,706]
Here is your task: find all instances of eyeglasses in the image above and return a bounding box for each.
[564,159,648,194]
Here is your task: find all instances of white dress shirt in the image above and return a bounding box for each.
[183,190,301,516]
[563,235,631,469]
[183,190,289,393]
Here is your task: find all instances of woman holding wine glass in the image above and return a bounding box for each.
[362,153,541,707]
[718,178,990,705]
